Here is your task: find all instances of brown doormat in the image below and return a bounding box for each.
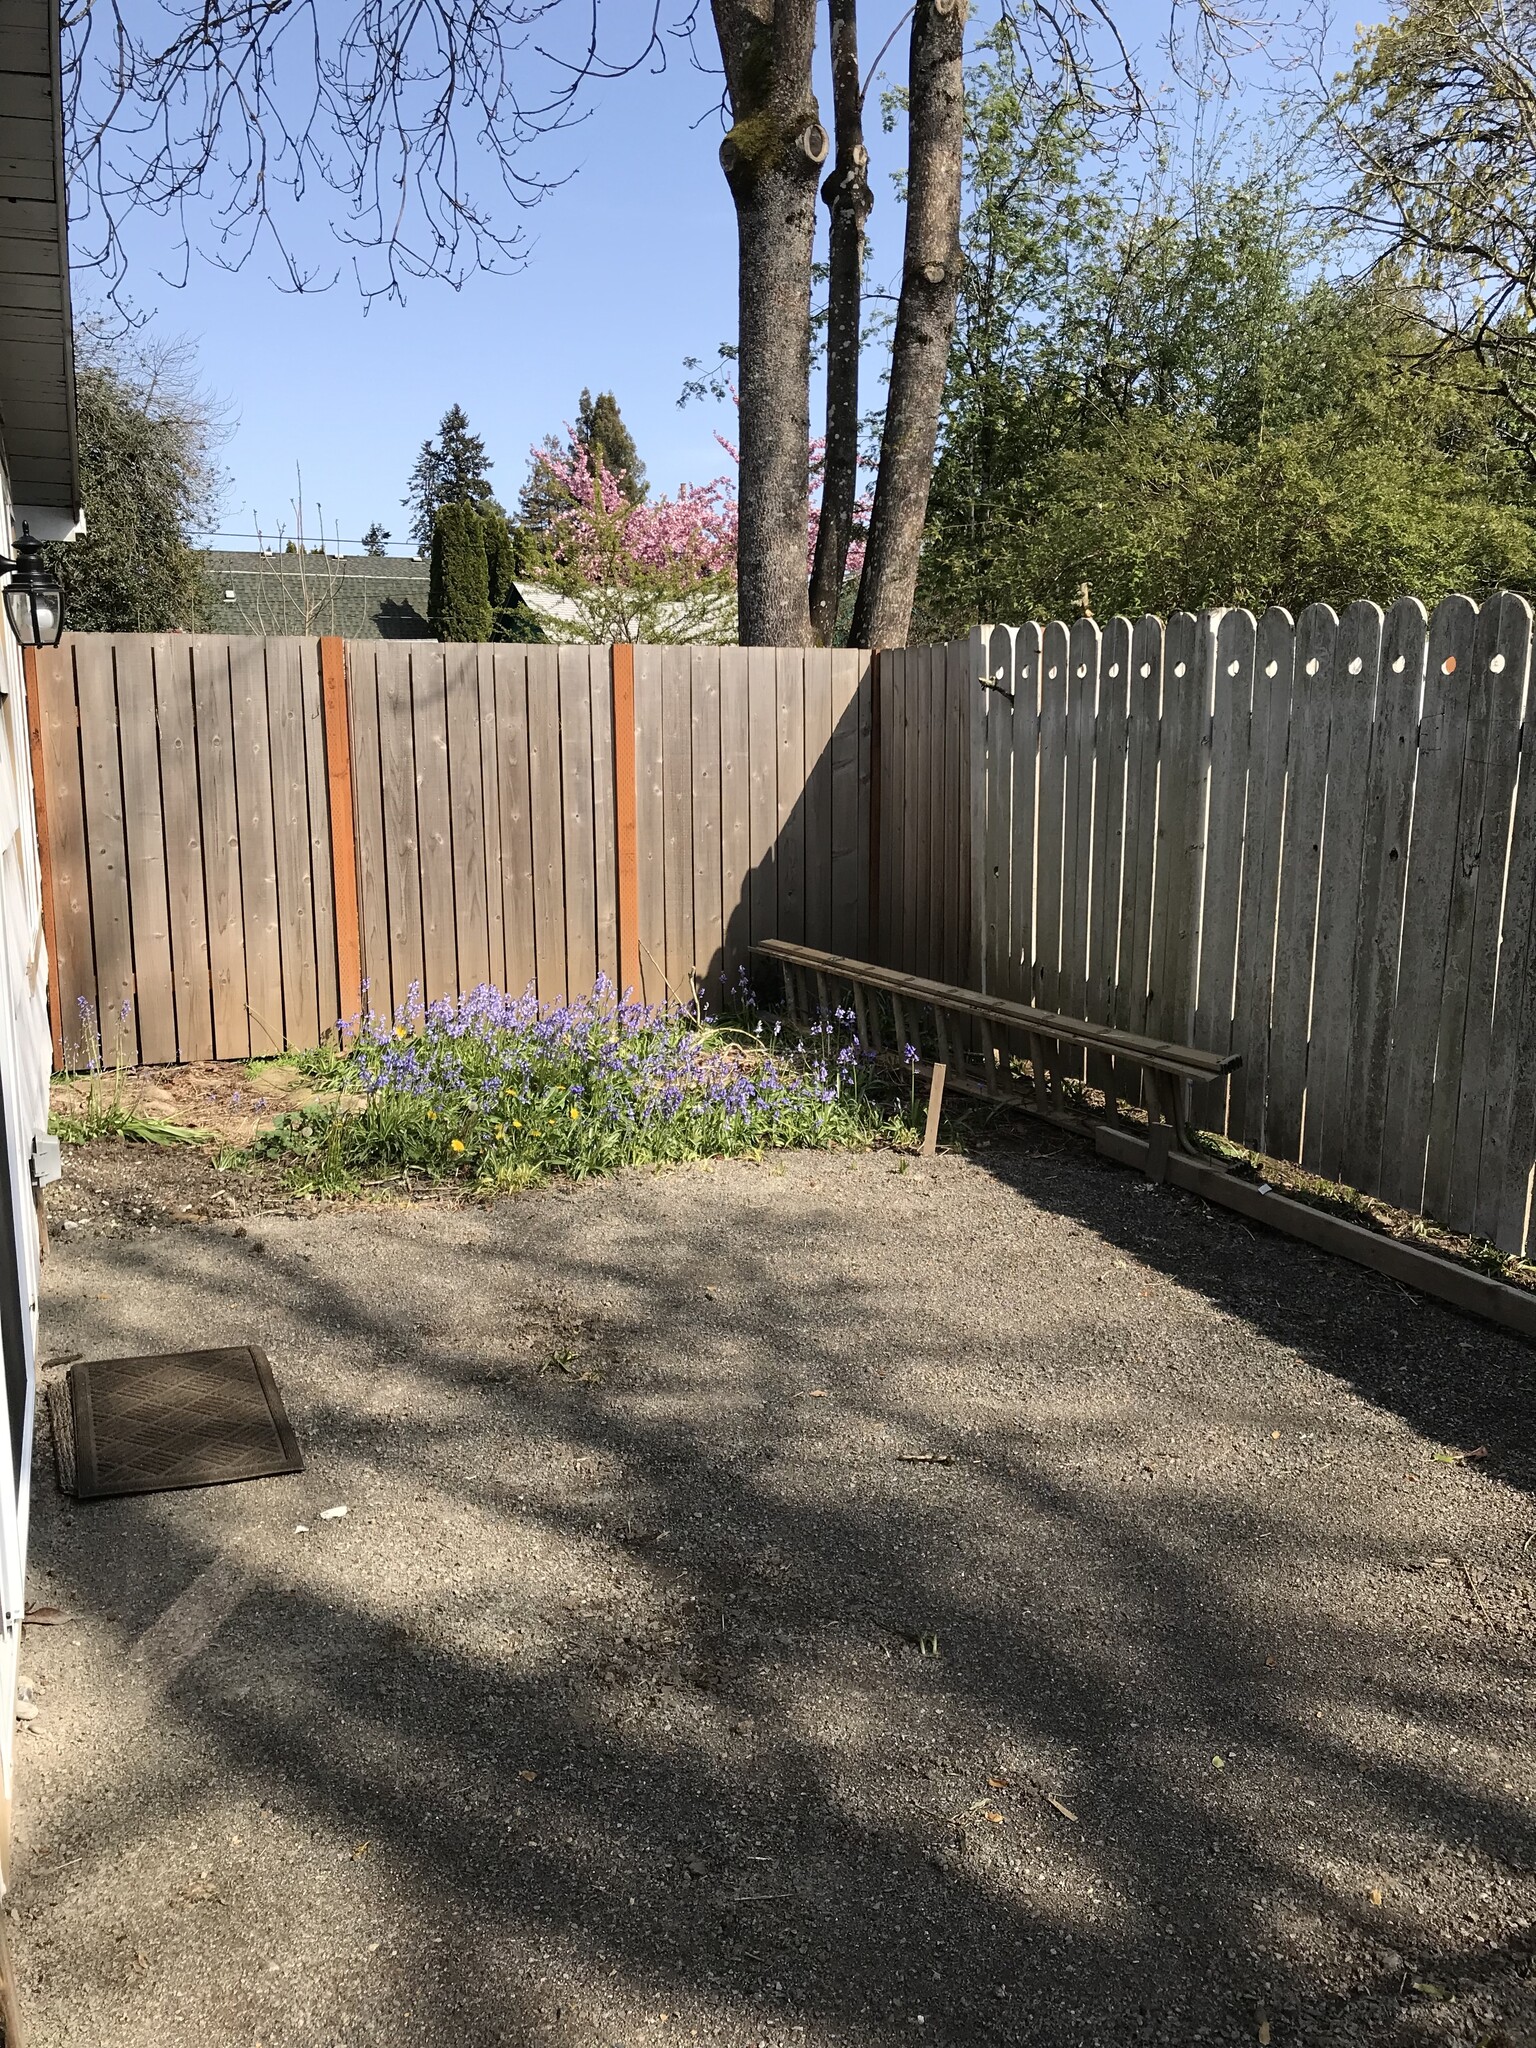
[56,1347,303,1501]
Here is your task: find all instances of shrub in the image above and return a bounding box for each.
[428,502,494,641]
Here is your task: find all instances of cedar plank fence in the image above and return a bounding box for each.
[29,635,875,1065]
[24,593,1536,1260]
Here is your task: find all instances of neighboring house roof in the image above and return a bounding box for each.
[203,552,434,640]
[0,0,81,536]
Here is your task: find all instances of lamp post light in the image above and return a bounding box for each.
[1,526,64,650]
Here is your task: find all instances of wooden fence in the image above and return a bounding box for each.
[26,635,874,1066]
[971,593,1536,1257]
[25,601,1536,1258]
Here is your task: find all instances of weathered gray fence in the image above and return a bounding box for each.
[973,594,1536,1255]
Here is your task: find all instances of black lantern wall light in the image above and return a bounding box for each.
[1,526,64,649]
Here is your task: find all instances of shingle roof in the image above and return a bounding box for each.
[202,551,434,639]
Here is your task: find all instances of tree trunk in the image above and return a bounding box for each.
[808,0,871,646]
[850,0,967,651]
[713,1,826,647]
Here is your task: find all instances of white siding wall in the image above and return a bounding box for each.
[0,454,56,1851]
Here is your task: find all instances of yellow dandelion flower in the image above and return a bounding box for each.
[427,1108,437,1120]
[494,1125,506,1140]
[513,1119,522,1129]
[570,1106,580,1121]
[393,1024,407,1040]
[450,1138,465,1154]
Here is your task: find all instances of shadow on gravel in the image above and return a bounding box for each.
[28,1142,1536,2048]
[971,1116,1536,1505]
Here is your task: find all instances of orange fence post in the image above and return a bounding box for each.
[319,637,363,1037]
[22,646,63,1071]
[611,644,642,999]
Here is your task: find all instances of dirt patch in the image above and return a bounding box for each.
[12,1126,1536,2048]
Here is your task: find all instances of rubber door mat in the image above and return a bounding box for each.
[63,1347,303,1500]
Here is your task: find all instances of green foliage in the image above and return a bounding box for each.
[917,26,1536,628]
[1331,0,1536,424]
[428,502,493,641]
[360,522,391,555]
[576,388,647,500]
[405,403,502,553]
[257,983,909,1195]
[44,336,223,633]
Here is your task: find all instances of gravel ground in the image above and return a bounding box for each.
[10,1125,1536,2048]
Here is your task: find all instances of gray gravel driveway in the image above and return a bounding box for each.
[10,1126,1536,2047]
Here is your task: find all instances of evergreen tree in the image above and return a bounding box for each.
[428,502,493,641]
[406,404,501,553]
[360,522,391,555]
[480,506,547,642]
[575,389,647,501]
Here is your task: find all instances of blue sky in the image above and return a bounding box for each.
[80,1,1372,552]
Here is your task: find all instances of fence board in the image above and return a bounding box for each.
[747,647,779,968]
[375,643,425,1017]
[1380,595,1480,1212]
[1231,609,1295,1150]
[1090,617,1130,1097]
[1341,599,1426,1190]
[1007,625,1041,1011]
[151,639,214,1063]
[73,638,136,1061]
[1432,594,1526,1224]
[347,644,391,1018]
[39,649,94,1063]
[899,650,921,975]
[1035,621,1069,1012]
[590,648,618,990]
[1303,602,1383,1178]
[633,645,666,1002]
[719,647,752,986]
[657,646,693,1000]
[1474,599,1536,1247]
[1062,618,1099,1025]
[113,638,177,1065]
[493,648,537,999]
[189,639,250,1058]
[803,651,833,955]
[1266,605,1337,1160]
[526,646,568,1004]
[476,646,506,992]
[228,639,282,1055]
[1149,613,1204,1048]
[300,640,340,1038]
[981,626,1015,995]
[410,646,456,1007]
[1119,617,1163,1043]
[687,648,722,997]
[444,644,490,995]
[776,648,806,948]
[264,638,321,1051]
[830,650,862,959]
[560,645,599,999]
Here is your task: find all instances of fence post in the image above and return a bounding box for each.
[21,647,63,1072]
[318,637,363,1037]
[611,644,642,999]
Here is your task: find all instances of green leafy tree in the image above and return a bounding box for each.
[406,404,502,554]
[428,502,493,641]
[1330,0,1536,429]
[918,36,1536,628]
[575,389,647,501]
[45,329,223,631]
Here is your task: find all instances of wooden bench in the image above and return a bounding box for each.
[751,939,1239,1173]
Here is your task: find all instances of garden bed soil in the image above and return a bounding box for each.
[10,1121,1536,2048]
